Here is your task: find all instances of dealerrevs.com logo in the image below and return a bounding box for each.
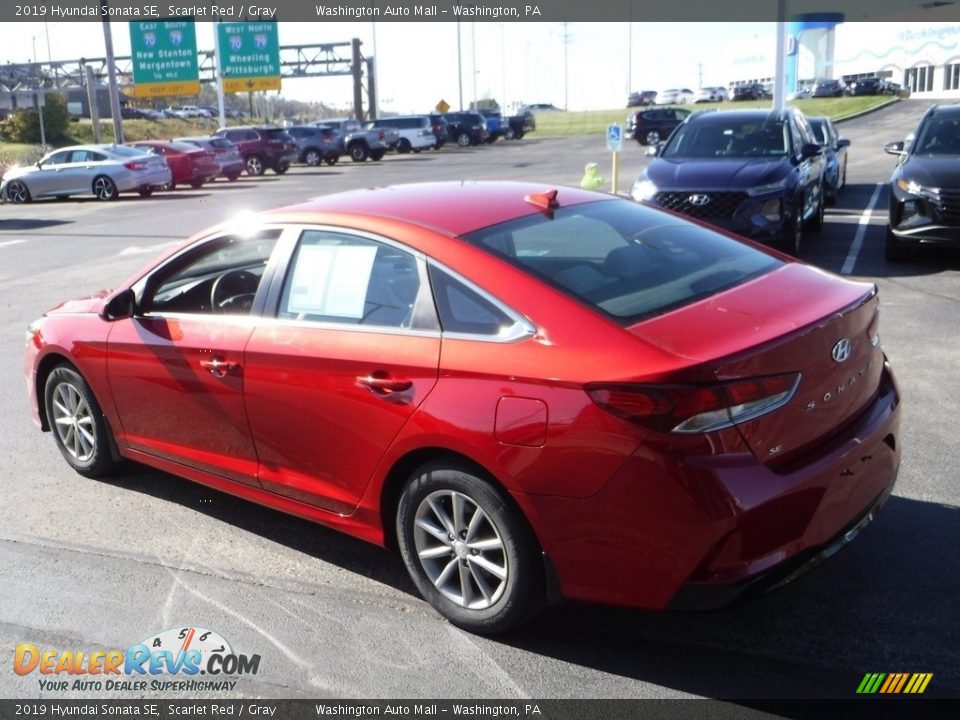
[14,626,261,692]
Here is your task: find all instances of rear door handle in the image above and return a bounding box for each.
[200,358,240,378]
[357,375,413,393]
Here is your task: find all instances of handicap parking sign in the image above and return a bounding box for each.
[607,124,623,152]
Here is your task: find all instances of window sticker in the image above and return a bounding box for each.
[286,243,377,318]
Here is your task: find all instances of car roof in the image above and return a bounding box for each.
[262,182,605,237]
[928,104,960,117]
[687,109,791,124]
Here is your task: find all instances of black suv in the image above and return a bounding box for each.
[631,108,826,255]
[885,103,960,261]
[627,107,691,146]
[442,112,489,146]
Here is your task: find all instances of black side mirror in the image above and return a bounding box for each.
[800,143,822,160]
[884,141,906,156]
[837,138,851,149]
[101,288,137,321]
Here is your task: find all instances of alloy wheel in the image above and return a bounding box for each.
[93,176,118,200]
[50,381,96,462]
[413,490,508,610]
[6,180,31,203]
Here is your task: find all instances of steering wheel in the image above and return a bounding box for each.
[210,270,258,313]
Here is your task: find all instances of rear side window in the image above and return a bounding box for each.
[462,199,781,324]
[428,266,514,336]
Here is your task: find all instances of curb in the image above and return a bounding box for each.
[834,97,902,124]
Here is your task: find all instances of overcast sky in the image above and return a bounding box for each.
[3,21,777,112]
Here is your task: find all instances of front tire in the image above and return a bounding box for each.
[44,365,120,478]
[137,187,154,197]
[5,179,32,203]
[369,149,385,161]
[456,132,471,148]
[273,162,289,175]
[398,138,412,154]
[396,462,544,635]
[189,178,205,189]
[808,186,825,231]
[92,175,118,201]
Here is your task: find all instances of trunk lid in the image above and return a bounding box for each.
[630,263,884,463]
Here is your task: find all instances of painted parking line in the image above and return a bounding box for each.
[0,240,26,249]
[841,183,884,275]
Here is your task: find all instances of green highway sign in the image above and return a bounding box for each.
[218,22,282,93]
[129,21,200,98]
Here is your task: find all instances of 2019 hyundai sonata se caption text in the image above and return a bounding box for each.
[24,182,901,633]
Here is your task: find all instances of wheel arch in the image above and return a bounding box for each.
[35,351,77,431]
[378,447,532,553]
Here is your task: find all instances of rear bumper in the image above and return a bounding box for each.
[667,480,894,609]
[515,362,901,610]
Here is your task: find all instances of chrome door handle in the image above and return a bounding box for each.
[357,375,413,393]
[200,358,239,378]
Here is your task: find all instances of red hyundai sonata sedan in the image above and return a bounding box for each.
[24,182,900,633]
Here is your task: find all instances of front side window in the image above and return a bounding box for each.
[279,230,429,330]
[142,230,281,315]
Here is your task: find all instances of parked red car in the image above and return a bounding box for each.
[127,141,219,190]
[24,182,901,634]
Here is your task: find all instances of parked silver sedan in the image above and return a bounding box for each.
[1,144,171,203]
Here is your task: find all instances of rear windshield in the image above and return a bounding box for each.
[109,145,152,158]
[265,128,292,140]
[462,199,781,324]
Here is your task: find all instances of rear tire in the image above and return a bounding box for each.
[324,157,337,166]
[44,365,120,478]
[398,138,412,154]
[137,187,154,197]
[245,155,265,176]
[644,130,661,145]
[456,132,471,148]
[189,178,205,189]
[349,143,369,162]
[273,162,289,175]
[396,461,545,635]
[370,149,385,161]
[304,149,322,167]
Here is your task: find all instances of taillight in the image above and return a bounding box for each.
[586,373,800,434]
[124,161,149,170]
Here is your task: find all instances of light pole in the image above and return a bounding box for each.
[457,22,463,111]
[494,22,506,110]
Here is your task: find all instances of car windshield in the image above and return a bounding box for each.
[912,117,960,155]
[462,199,780,324]
[662,118,789,158]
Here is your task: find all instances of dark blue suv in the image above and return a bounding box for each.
[631,108,826,255]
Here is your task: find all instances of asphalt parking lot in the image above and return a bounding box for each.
[1,100,958,702]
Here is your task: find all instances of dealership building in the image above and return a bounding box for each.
[727,13,960,98]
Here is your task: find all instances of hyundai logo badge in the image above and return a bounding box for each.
[688,194,711,206]
[832,338,852,363]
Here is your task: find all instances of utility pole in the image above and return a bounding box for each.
[698,63,703,89]
[100,1,124,143]
[562,22,571,110]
